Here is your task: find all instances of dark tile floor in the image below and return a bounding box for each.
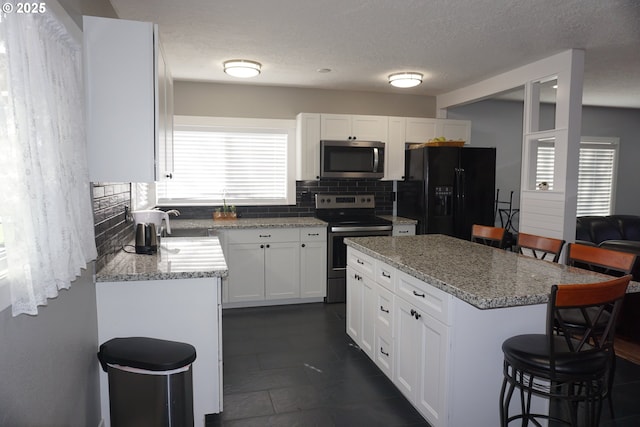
[206,302,640,427]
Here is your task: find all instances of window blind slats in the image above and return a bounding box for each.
[158,129,289,204]
[535,141,617,216]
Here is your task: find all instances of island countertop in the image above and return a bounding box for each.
[345,234,640,310]
[96,236,228,282]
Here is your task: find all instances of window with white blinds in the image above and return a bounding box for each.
[535,137,619,216]
[157,119,295,206]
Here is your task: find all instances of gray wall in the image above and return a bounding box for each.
[174,81,437,119]
[0,267,101,427]
[448,100,640,216]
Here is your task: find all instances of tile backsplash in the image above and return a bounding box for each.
[92,183,133,271]
[92,179,393,268]
[161,179,393,219]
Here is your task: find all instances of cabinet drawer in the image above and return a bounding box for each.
[393,225,415,236]
[396,271,451,325]
[375,261,396,291]
[225,228,300,244]
[375,285,394,337]
[347,249,375,278]
[300,227,326,242]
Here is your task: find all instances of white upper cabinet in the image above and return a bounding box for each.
[436,119,471,143]
[83,16,173,183]
[320,114,388,141]
[296,113,321,180]
[405,118,438,143]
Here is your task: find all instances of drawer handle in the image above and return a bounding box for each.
[380,347,389,357]
[357,259,365,265]
[259,234,271,238]
[413,290,426,298]
[308,233,319,236]
[380,305,389,313]
[399,230,409,234]
[381,271,391,278]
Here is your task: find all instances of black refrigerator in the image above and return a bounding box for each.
[397,146,496,240]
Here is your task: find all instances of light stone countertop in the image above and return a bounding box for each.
[172,217,327,231]
[96,236,228,282]
[345,234,640,310]
[379,215,417,225]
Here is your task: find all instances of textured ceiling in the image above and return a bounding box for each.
[108,0,640,108]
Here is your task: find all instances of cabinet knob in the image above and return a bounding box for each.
[165,173,173,179]
[266,244,270,248]
[260,244,264,249]
[301,243,306,248]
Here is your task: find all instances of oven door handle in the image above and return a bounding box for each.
[330,225,393,233]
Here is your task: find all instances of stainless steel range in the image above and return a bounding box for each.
[315,194,392,303]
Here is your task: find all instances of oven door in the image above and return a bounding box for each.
[327,226,392,279]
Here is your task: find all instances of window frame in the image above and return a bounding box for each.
[157,116,297,207]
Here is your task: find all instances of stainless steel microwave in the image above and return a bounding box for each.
[320,140,385,179]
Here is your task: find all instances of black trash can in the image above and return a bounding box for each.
[98,337,197,427]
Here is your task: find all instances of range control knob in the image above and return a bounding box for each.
[320,198,325,203]
[367,198,372,202]
[361,198,366,203]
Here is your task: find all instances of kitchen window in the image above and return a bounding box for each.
[157,117,296,206]
[535,137,619,216]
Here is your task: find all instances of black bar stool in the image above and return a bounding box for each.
[499,275,632,426]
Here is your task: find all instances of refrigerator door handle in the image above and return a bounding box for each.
[459,167,466,212]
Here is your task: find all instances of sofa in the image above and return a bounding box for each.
[576,215,640,341]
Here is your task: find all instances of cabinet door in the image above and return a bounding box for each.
[375,332,394,379]
[385,116,406,180]
[416,312,450,427]
[265,242,300,300]
[226,243,265,302]
[405,118,438,143]
[360,274,376,359]
[300,240,327,298]
[436,119,471,143]
[346,267,362,344]
[84,16,157,182]
[320,114,352,140]
[351,115,388,141]
[393,297,420,401]
[296,113,321,180]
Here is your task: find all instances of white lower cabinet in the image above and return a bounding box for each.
[394,296,449,427]
[224,227,326,306]
[347,247,451,427]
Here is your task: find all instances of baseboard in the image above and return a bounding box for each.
[222,297,324,309]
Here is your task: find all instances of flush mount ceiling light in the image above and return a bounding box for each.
[388,72,423,88]
[223,59,261,78]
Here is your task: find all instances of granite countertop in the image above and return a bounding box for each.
[96,237,228,282]
[173,217,327,230]
[345,234,640,310]
[378,215,417,225]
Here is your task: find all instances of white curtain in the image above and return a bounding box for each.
[0,7,97,316]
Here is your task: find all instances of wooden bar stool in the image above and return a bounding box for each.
[471,224,506,248]
[500,275,632,426]
[516,232,565,262]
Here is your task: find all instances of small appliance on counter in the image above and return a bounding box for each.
[135,222,158,254]
[131,209,174,235]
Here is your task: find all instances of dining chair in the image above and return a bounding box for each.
[516,232,565,262]
[471,224,505,248]
[500,275,632,426]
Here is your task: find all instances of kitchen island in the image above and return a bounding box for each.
[95,237,228,427]
[344,234,639,427]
